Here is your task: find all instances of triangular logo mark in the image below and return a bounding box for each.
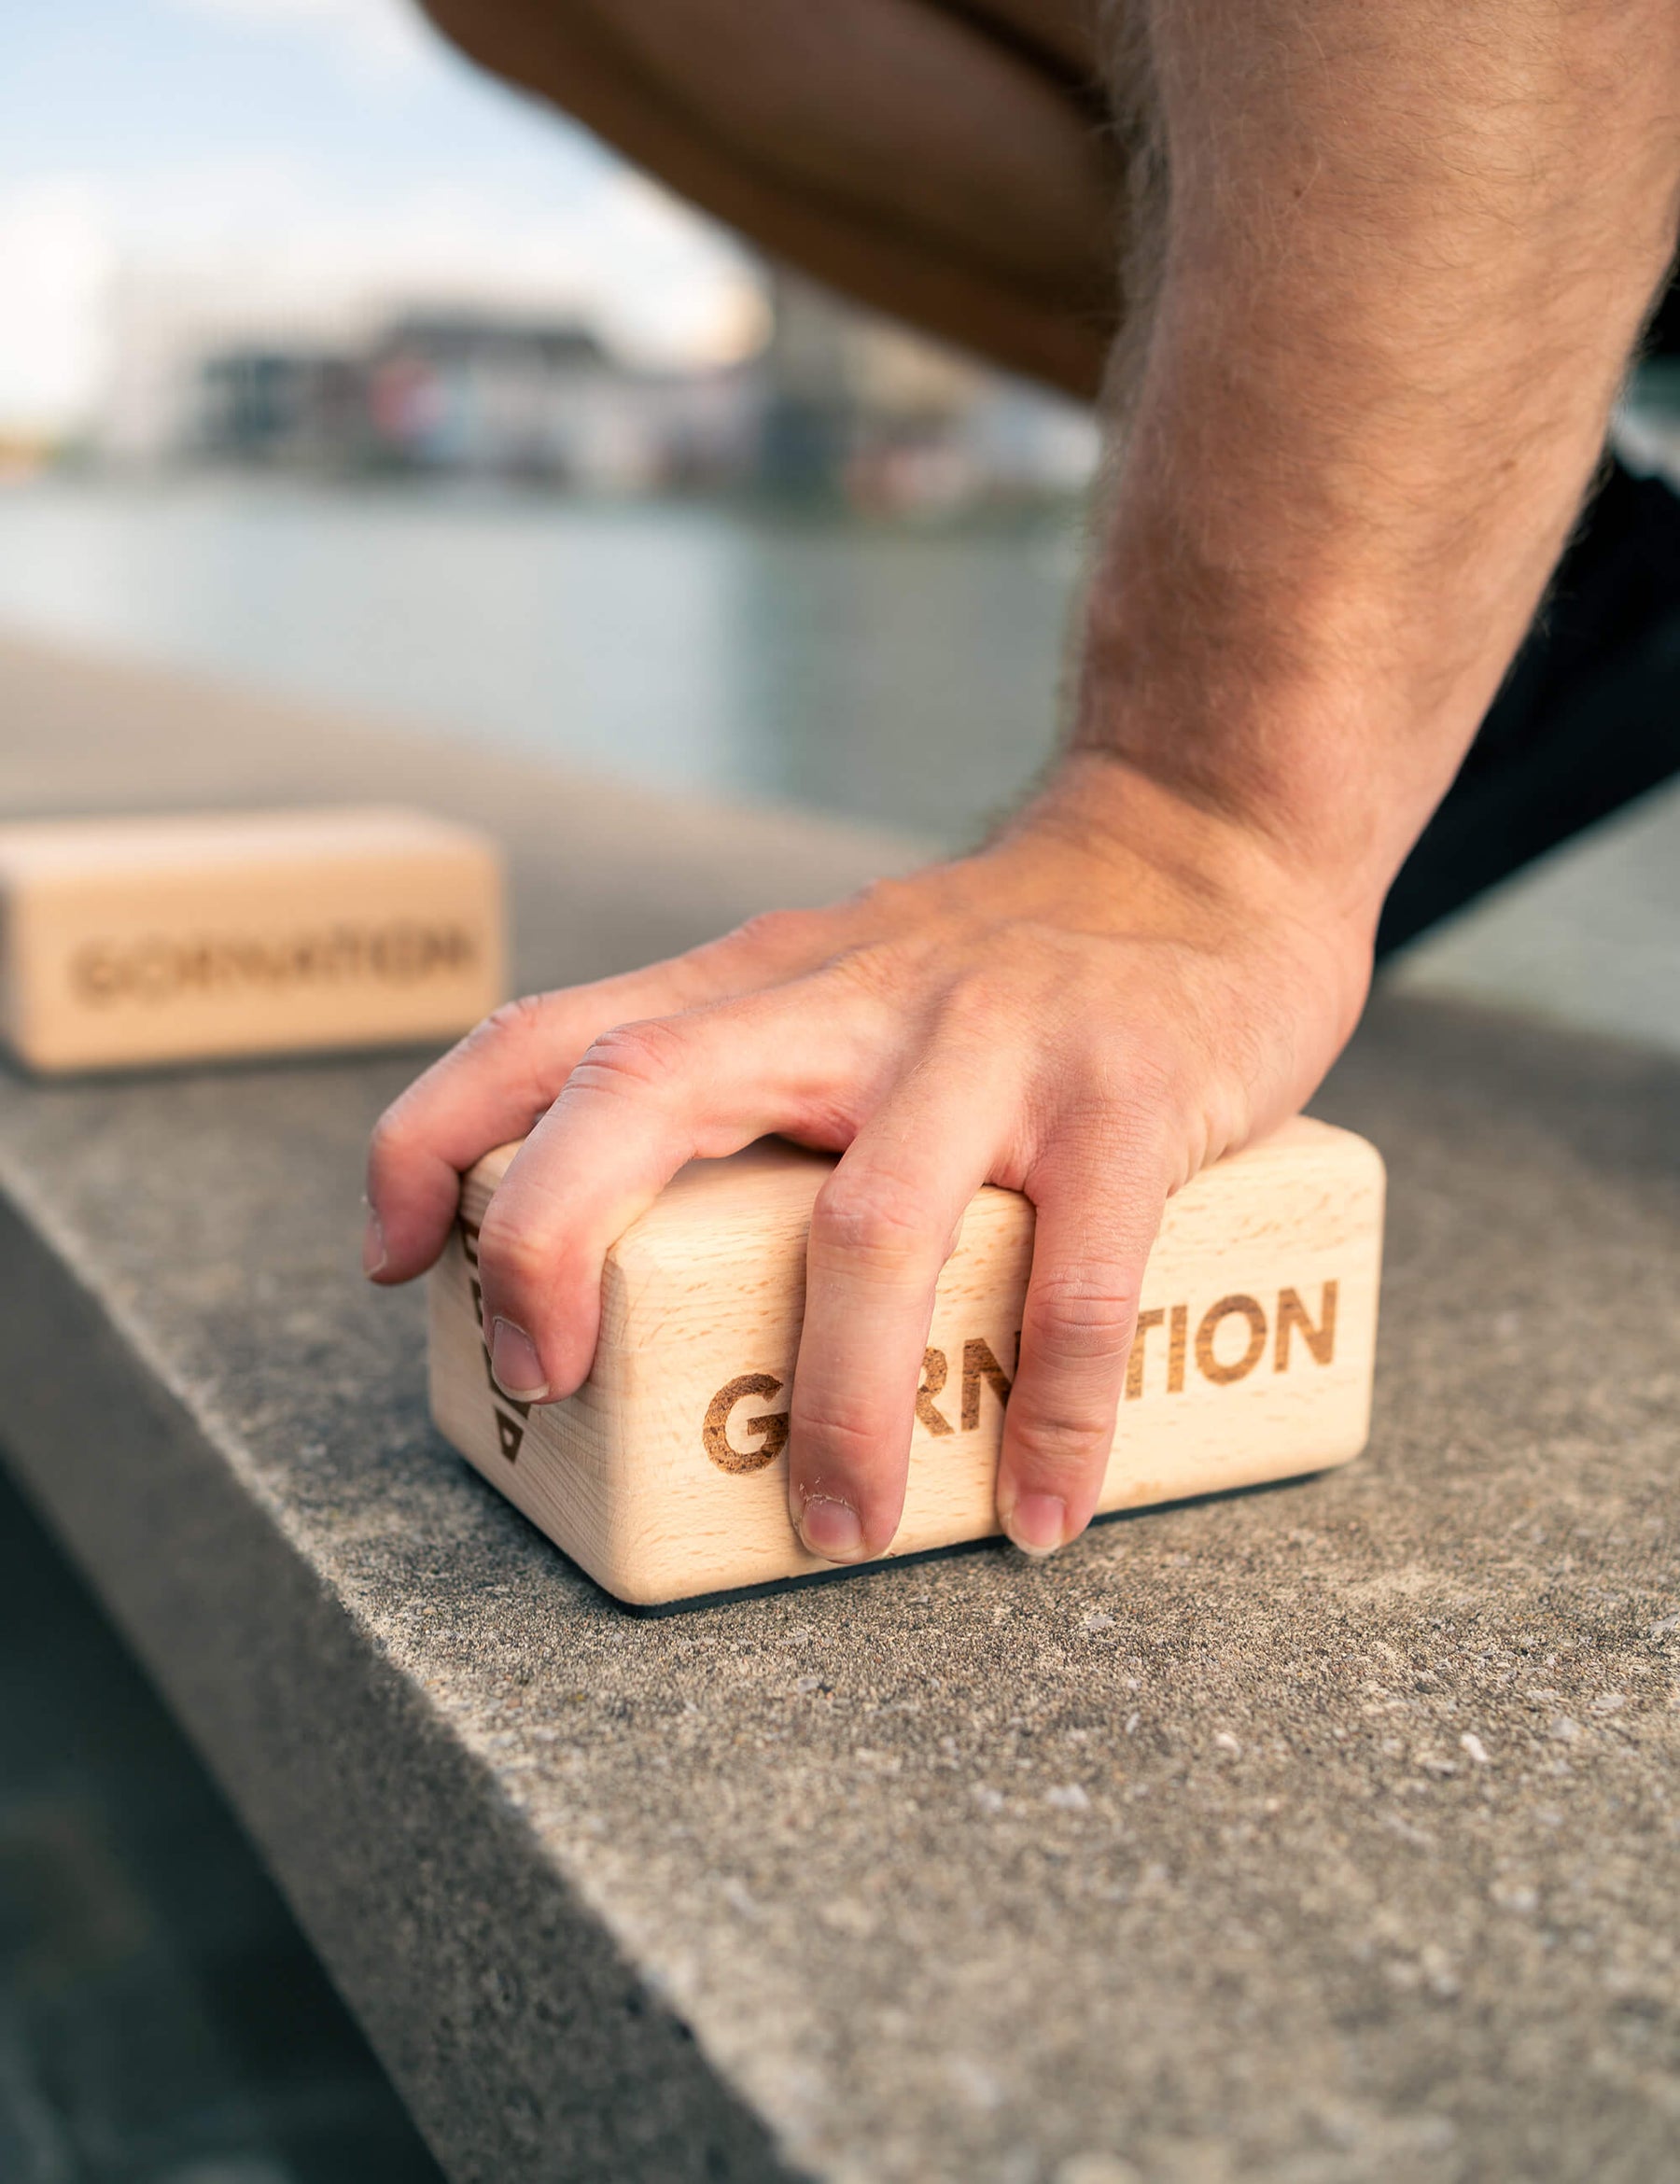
[495,1409,525,1463]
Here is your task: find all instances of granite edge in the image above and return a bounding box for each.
[0,1177,805,2184]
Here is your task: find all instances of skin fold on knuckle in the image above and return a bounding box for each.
[463,991,558,1075]
[1003,1406,1114,1495]
[363,1109,459,1262]
[467,990,590,1115]
[566,1016,693,1104]
[472,1205,589,1365]
[1021,1268,1139,1369]
[790,1396,903,1475]
[790,1424,904,1556]
[1076,1043,1198,1172]
[809,1168,940,1278]
[926,959,1012,1036]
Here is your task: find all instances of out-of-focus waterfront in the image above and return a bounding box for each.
[0,473,1085,844]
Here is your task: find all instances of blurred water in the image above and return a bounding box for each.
[7,472,1675,1054]
[0,475,1086,844]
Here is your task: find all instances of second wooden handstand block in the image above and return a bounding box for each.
[429,1115,1385,1605]
[0,806,505,1073]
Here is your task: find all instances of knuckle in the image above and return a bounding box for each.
[473,1202,559,1304]
[456,992,571,1124]
[570,1016,691,1100]
[467,991,553,1057]
[721,906,827,961]
[1024,1269,1138,1365]
[1124,1056,1194,1145]
[367,1099,417,1175]
[934,968,1009,1043]
[793,1407,889,1468]
[1081,1041,1181,1131]
[810,1167,933,1267]
[1005,1407,1114,1485]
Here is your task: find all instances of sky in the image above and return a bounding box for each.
[0,0,769,433]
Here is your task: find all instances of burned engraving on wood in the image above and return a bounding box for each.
[703,1375,789,1472]
[459,1216,525,1463]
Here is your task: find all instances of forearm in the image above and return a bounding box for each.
[1078,0,1680,916]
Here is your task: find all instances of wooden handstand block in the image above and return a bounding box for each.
[0,807,505,1073]
[428,1116,1384,1605]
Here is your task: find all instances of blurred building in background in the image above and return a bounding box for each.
[759,273,1096,511]
[358,311,760,490]
[87,264,1097,512]
[197,346,366,471]
[190,312,760,492]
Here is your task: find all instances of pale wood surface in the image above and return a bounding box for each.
[429,1115,1385,1603]
[0,805,506,1072]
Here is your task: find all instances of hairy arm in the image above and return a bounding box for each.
[367,0,1680,1564]
[1087,0,1680,892]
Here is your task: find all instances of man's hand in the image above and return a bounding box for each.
[368,0,1679,1566]
[366,755,1370,1561]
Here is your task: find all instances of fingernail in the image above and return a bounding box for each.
[1001,1491,1067,1558]
[489,1319,549,1403]
[361,1205,386,1278]
[799,1494,866,1563]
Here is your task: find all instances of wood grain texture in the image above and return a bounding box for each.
[0,806,506,1072]
[429,1116,1385,1605]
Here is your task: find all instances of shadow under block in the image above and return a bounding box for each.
[0,806,506,1072]
[428,1116,1385,1606]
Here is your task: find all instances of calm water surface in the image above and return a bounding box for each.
[0,475,1086,842]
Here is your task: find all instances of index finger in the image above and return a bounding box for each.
[366,961,713,1282]
[366,908,854,1281]
[789,1045,1011,1562]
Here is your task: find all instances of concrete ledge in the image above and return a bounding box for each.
[0,627,931,999]
[2,633,1678,2184]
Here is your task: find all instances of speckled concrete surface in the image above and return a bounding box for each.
[0,637,1676,2184]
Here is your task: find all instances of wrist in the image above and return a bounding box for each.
[1012,748,1385,975]
[1071,525,1519,931]
[1066,623,1420,926]
[1071,334,1608,898]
